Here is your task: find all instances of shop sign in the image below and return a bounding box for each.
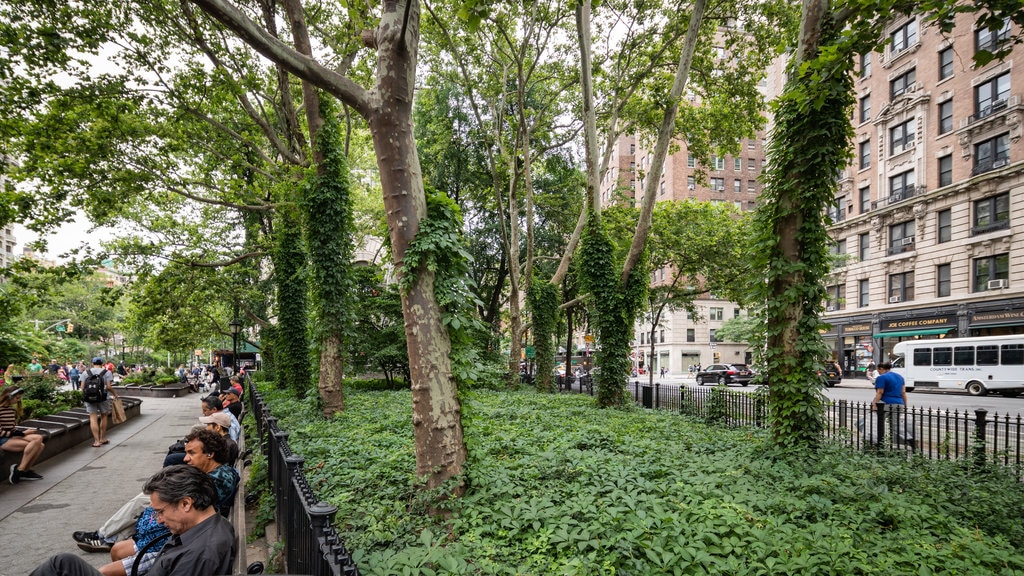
[879,315,956,332]
[843,323,872,334]
[971,310,1024,326]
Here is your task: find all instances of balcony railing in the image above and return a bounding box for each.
[969,99,1008,124]
[971,154,1010,176]
[971,219,1010,237]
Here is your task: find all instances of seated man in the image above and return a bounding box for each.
[73,430,239,557]
[219,387,243,419]
[203,394,240,443]
[1,386,46,483]
[32,464,236,576]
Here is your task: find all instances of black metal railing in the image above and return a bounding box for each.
[250,388,361,576]
[561,380,1024,479]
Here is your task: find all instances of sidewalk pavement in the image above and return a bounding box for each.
[0,394,206,576]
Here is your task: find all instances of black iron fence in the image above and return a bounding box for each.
[250,388,361,576]
[561,377,1024,479]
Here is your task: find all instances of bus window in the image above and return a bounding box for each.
[893,356,904,368]
[954,346,975,366]
[1002,344,1024,365]
[933,347,952,366]
[913,348,931,366]
[977,345,999,365]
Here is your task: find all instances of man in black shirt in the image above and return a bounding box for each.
[30,465,236,576]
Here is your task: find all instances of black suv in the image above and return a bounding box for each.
[696,364,754,386]
[820,362,842,387]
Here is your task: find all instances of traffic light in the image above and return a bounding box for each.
[66,322,74,333]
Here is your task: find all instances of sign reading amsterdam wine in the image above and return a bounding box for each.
[971,310,1024,326]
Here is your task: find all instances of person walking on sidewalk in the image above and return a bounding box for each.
[1,386,46,483]
[82,357,119,447]
[31,465,237,576]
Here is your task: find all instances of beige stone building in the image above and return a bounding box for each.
[823,13,1024,374]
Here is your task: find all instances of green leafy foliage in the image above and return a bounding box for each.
[261,384,1024,575]
[578,213,647,408]
[526,279,559,393]
[271,207,312,398]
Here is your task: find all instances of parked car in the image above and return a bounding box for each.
[695,364,754,386]
[820,361,842,387]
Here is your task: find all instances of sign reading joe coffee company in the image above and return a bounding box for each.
[879,315,957,332]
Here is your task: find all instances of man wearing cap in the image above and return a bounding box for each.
[202,395,240,443]
[82,357,119,447]
[220,387,242,419]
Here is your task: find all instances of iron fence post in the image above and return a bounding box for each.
[838,400,847,429]
[974,408,989,466]
[655,382,660,408]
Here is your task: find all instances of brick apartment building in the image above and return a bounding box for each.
[600,128,767,374]
[822,13,1024,374]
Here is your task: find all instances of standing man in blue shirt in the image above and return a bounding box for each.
[872,361,907,406]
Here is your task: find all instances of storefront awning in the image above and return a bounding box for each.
[872,328,953,338]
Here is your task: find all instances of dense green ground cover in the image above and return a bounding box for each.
[258,386,1024,575]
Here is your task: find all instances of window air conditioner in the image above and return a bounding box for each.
[825,306,836,312]
[889,296,902,303]
[901,236,915,246]
[688,185,695,190]
[993,158,1008,168]
[988,279,1008,290]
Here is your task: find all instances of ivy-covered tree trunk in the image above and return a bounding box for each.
[751,0,853,447]
[527,279,558,393]
[272,208,312,397]
[303,98,353,417]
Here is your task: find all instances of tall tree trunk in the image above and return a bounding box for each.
[189,0,468,492]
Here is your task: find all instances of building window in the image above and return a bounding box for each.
[975,72,1010,119]
[859,95,871,123]
[938,100,953,135]
[733,157,742,171]
[937,209,952,243]
[889,220,915,254]
[891,69,916,99]
[660,329,665,343]
[710,177,725,191]
[938,47,954,80]
[734,308,741,318]
[826,284,846,311]
[687,175,695,189]
[630,143,636,155]
[972,133,1010,175]
[747,158,756,171]
[709,329,718,343]
[938,154,953,187]
[687,154,696,168]
[859,233,870,261]
[686,329,695,343]
[890,20,918,54]
[733,179,741,193]
[714,157,725,170]
[859,186,870,213]
[937,263,951,297]
[976,19,1011,54]
[890,119,915,154]
[973,253,1009,292]
[858,279,870,308]
[859,140,871,169]
[889,271,915,302]
[709,307,724,321]
[972,192,1010,235]
[659,181,665,195]
[889,171,915,202]
[747,140,755,150]
[747,180,756,193]
[859,52,871,77]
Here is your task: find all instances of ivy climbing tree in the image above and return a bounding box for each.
[303,96,354,416]
[272,207,312,397]
[526,279,559,393]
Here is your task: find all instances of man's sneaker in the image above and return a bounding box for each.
[8,464,19,484]
[73,530,101,544]
[76,536,112,553]
[18,469,43,480]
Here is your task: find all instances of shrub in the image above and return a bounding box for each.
[259,385,1024,575]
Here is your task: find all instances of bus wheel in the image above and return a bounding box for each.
[966,381,987,396]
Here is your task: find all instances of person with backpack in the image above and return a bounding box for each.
[81,357,119,448]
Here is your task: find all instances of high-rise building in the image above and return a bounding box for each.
[0,225,17,270]
[823,13,1023,374]
[601,128,768,374]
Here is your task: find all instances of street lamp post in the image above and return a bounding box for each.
[229,319,242,375]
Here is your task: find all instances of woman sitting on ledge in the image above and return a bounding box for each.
[1,385,46,484]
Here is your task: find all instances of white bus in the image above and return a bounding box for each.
[891,334,1024,396]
